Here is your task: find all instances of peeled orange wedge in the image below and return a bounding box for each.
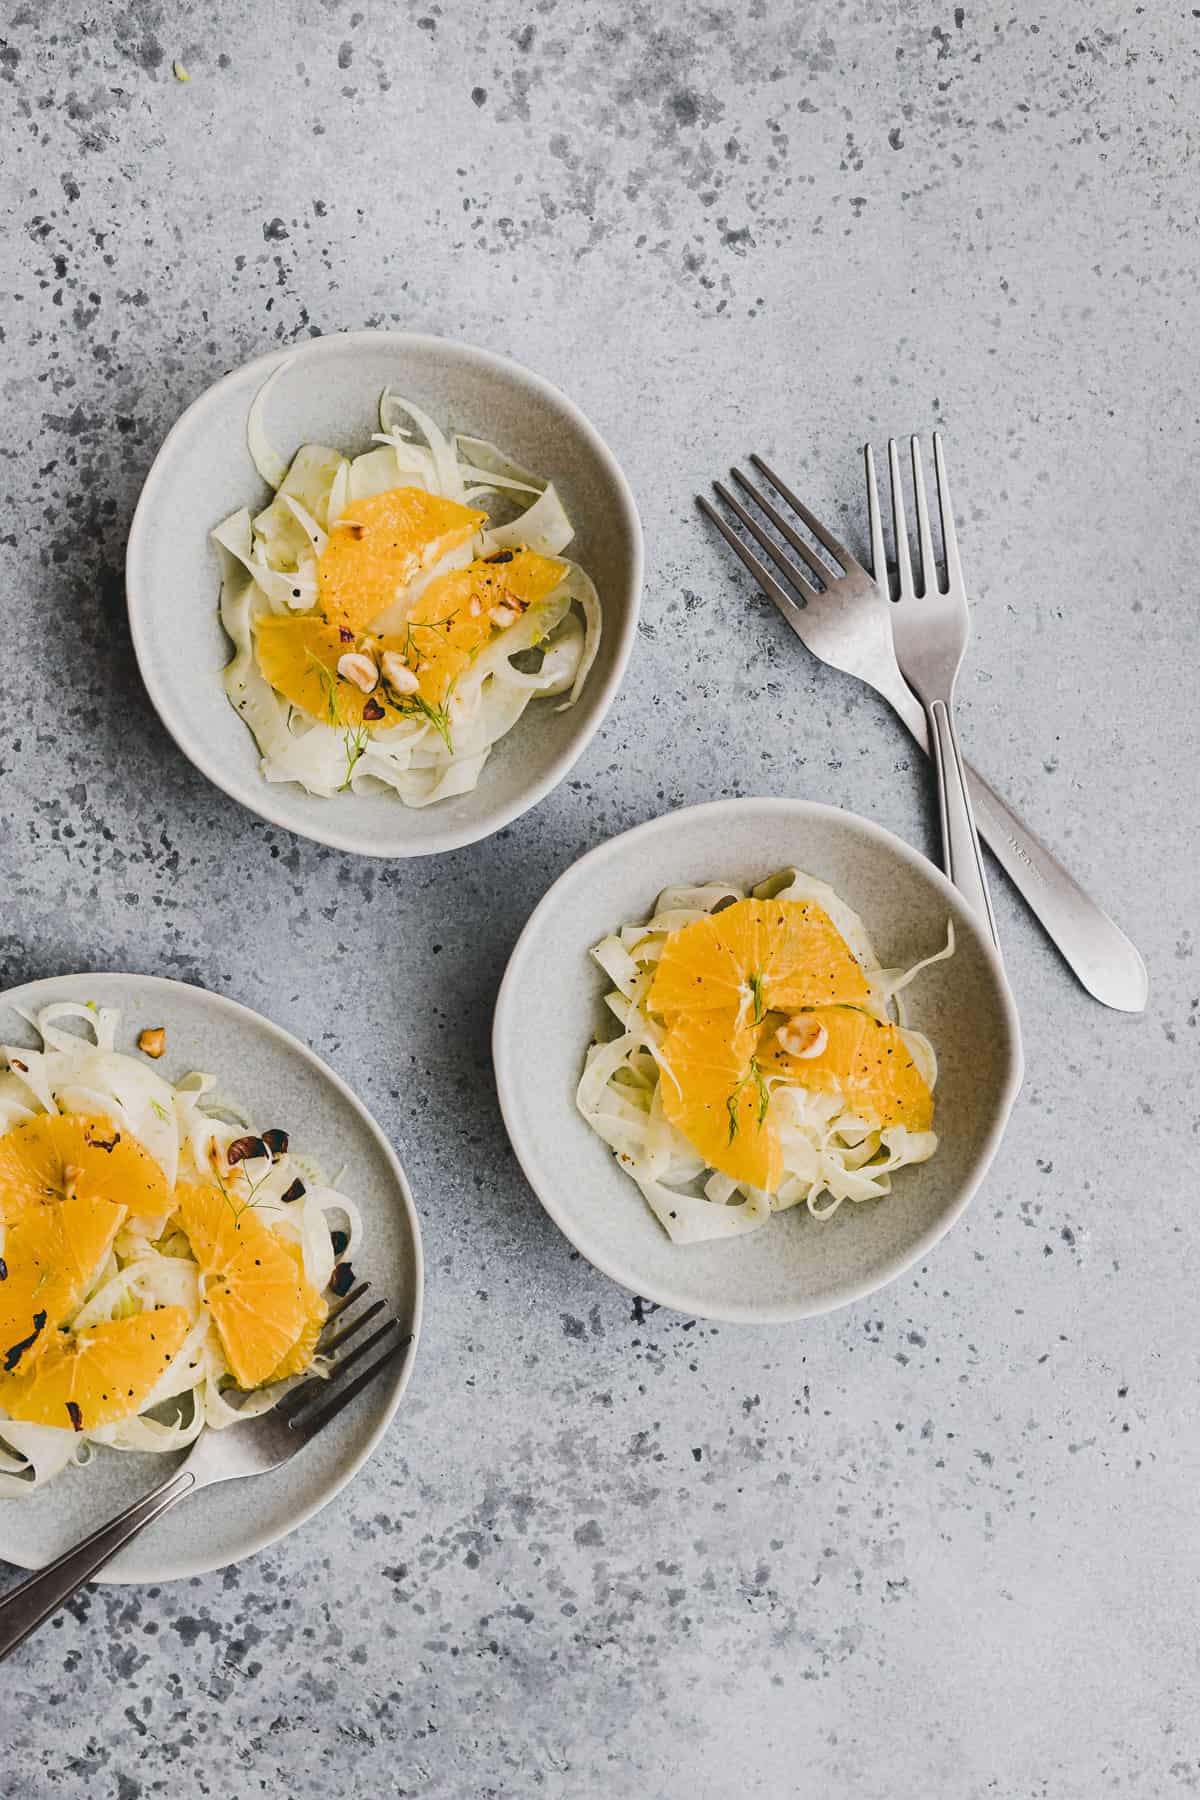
[647,898,871,1022]
[0,1307,190,1432]
[762,1007,934,1132]
[318,487,486,635]
[254,616,410,730]
[263,1244,327,1383]
[376,547,567,708]
[0,1193,127,1375]
[0,1112,169,1226]
[660,1010,782,1192]
[175,1184,309,1389]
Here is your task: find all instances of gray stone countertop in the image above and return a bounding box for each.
[1,2,1197,1795]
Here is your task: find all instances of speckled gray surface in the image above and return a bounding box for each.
[1,2,1198,1795]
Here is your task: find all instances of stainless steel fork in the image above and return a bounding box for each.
[700,455,1149,1011]
[872,434,998,941]
[0,1283,412,1660]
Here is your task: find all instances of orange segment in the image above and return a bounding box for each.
[0,1193,127,1374]
[175,1184,308,1389]
[264,1243,327,1382]
[648,898,871,1021]
[0,1113,169,1228]
[318,487,486,635]
[0,1307,189,1431]
[377,547,568,708]
[254,615,409,730]
[660,1011,782,1192]
[762,1007,934,1132]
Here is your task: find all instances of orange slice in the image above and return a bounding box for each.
[761,1007,934,1132]
[648,898,871,1022]
[257,547,566,731]
[0,1307,189,1431]
[376,547,568,708]
[660,1010,782,1192]
[1,1193,127,1374]
[263,1242,327,1382]
[318,487,486,635]
[254,615,410,730]
[175,1184,308,1389]
[0,1113,169,1228]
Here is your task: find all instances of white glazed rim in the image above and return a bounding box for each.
[0,970,425,1582]
[492,796,1024,1324]
[125,328,644,858]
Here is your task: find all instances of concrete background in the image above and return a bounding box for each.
[1,2,1198,1795]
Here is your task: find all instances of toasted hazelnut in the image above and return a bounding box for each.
[336,652,378,693]
[775,1016,829,1060]
[138,1026,166,1059]
[380,652,419,695]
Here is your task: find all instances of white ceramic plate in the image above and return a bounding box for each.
[0,972,423,1582]
[126,329,643,857]
[493,798,1022,1323]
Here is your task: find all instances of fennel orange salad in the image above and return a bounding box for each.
[0,1002,362,1495]
[577,870,954,1244]
[213,373,601,807]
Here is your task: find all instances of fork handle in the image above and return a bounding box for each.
[927,700,1000,946]
[0,1468,195,1662]
[882,677,1148,1011]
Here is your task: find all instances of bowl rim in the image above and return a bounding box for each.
[0,969,425,1581]
[125,327,644,858]
[492,795,1024,1324]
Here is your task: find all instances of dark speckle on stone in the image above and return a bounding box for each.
[338,41,353,69]
[263,217,289,241]
[471,86,487,107]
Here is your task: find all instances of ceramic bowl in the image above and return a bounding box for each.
[126,330,642,857]
[493,797,1022,1323]
[0,972,423,1581]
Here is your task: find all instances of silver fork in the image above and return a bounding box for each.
[873,434,998,941]
[0,1283,411,1660]
[699,456,1149,1010]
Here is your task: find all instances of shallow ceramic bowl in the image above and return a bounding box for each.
[493,798,1022,1323]
[0,972,423,1582]
[127,330,642,856]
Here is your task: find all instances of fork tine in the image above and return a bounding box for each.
[864,443,888,594]
[748,454,853,569]
[932,432,963,593]
[288,1338,410,1440]
[324,1280,369,1323]
[278,1314,402,1422]
[910,437,938,596]
[713,478,829,592]
[886,438,916,600]
[727,468,839,586]
[697,494,819,608]
[319,1295,386,1357]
